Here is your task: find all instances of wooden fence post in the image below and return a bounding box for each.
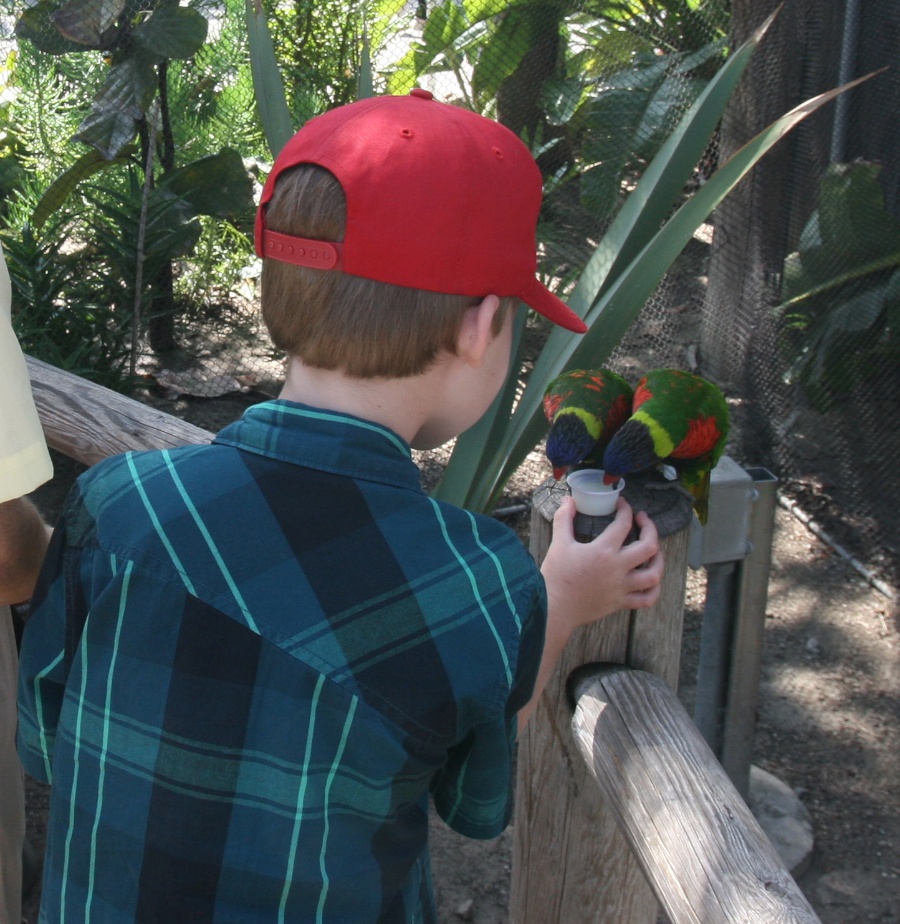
[510,475,692,924]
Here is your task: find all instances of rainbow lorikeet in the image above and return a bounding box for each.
[601,368,729,524]
[542,369,634,481]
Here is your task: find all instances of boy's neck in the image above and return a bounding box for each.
[278,357,444,447]
[275,298,511,451]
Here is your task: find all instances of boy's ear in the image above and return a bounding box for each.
[456,294,501,367]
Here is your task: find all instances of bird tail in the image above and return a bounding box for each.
[678,458,712,525]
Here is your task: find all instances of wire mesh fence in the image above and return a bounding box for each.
[1,0,897,589]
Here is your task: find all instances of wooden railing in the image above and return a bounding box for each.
[27,357,821,924]
[569,665,820,923]
[26,356,212,463]
[512,483,822,924]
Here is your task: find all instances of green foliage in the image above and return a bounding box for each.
[245,0,383,156]
[16,0,209,160]
[5,142,254,387]
[9,0,258,358]
[29,146,136,231]
[581,0,730,57]
[546,39,723,216]
[779,162,900,410]
[245,0,294,156]
[2,219,133,389]
[85,169,203,289]
[432,14,867,512]
[174,215,255,311]
[382,0,727,219]
[263,0,367,124]
[384,0,553,111]
[161,148,255,220]
[3,42,108,187]
[0,52,29,220]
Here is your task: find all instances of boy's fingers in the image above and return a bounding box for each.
[553,495,638,548]
[551,496,576,541]
[597,499,634,544]
[638,511,661,547]
[629,551,664,589]
[634,509,658,542]
[624,584,662,609]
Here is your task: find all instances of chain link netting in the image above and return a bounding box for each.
[699,0,900,592]
[1,0,896,589]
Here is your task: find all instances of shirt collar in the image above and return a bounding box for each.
[213,400,422,491]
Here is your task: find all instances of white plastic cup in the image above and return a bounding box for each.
[566,469,625,516]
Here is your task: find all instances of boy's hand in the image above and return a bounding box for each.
[541,496,664,633]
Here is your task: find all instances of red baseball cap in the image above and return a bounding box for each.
[255,90,588,334]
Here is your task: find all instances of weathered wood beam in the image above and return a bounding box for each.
[570,665,821,924]
[26,356,213,467]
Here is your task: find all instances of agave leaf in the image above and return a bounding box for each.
[357,28,374,100]
[433,10,779,509]
[531,8,781,394]
[244,0,294,157]
[429,310,527,507]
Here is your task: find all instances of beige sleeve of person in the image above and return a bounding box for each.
[0,244,52,504]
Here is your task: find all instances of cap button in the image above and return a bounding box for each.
[409,88,433,101]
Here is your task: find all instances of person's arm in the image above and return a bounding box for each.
[517,496,664,730]
[0,496,52,606]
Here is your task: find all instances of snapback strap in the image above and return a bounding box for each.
[260,230,343,270]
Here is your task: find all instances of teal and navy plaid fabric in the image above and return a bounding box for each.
[18,400,546,923]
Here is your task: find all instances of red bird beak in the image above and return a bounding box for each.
[552,466,567,481]
[602,472,620,486]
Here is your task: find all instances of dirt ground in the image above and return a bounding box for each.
[20,418,899,923]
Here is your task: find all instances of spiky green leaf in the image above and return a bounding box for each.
[244,0,294,157]
[435,18,875,511]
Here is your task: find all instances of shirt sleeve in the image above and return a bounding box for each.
[16,489,88,783]
[0,246,52,503]
[430,580,547,840]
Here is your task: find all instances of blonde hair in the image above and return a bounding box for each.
[260,165,514,378]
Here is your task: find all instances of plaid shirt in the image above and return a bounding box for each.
[18,400,545,924]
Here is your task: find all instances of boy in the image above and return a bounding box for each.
[18,91,662,923]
